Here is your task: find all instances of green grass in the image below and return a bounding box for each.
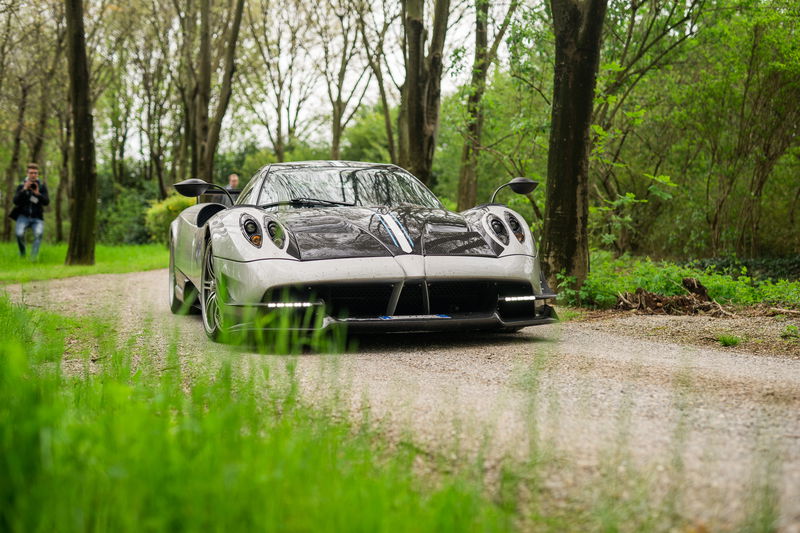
[716,334,742,347]
[559,250,800,309]
[0,295,514,532]
[0,242,168,284]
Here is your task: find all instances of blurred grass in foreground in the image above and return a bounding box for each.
[0,294,513,532]
[0,243,168,284]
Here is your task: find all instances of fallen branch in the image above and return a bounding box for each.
[768,307,800,316]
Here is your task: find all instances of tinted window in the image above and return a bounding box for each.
[258,167,441,209]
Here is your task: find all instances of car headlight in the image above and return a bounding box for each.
[505,211,525,243]
[240,214,262,247]
[488,215,509,245]
[265,219,285,248]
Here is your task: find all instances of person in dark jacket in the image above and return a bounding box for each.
[12,163,49,259]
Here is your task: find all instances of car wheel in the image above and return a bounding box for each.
[200,242,225,341]
[168,240,183,314]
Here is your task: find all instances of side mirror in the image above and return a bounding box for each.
[490,177,539,203]
[175,178,211,197]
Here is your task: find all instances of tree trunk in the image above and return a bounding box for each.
[30,93,49,166]
[64,0,97,265]
[400,0,450,185]
[331,108,342,159]
[55,109,71,243]
[541,0,608,291]
[456,0,489,211]
[197,0,245,182]
[3,83,28,241]
[194,0,212,181]
[456,0,516,210]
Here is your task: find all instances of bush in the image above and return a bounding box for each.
[560,250,800,309]
[97,193,150,244]
[144,194,195,244]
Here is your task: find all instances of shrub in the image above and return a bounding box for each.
[560,250,800,309]
[144,194,195,245]
[97,193,151,244]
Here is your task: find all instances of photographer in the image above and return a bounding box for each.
[11,163,49,259]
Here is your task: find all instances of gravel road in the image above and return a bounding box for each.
[5,269,800,531]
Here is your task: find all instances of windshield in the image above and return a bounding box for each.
[256,167,442,209]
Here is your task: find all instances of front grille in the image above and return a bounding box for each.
[428,281,497,315]
[262,280,538,321]
[394,282,425,315]
[264,283,393,318]
[326,284,393,318]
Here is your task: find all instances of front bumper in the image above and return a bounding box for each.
[216,255,557,331]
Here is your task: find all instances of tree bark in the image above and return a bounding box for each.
[400,0,450,184]
[194,0,211,181]
[3,83,28,240]
[197,0,245,182]
[64,0,97,265]
[541,0,608,290]
[55,107,71,243]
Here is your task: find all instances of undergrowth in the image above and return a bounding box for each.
[558,250,800,309]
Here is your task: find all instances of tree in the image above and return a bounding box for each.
[398,0,451,185]
[64,0,97,265]
[309,0,372,160]
[244,0,318,162]
[456,0,518,210]
[194,0,245,182]
[541,0,608,289]
[355,0,401,163]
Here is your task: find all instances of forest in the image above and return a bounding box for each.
[1,0,798,282]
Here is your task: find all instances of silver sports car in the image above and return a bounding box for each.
[169,161,557,340]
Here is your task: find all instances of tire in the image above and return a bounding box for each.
[168,240,183,314]
[200,242,224,341]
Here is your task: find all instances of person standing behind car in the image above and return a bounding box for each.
[11,163,49,259]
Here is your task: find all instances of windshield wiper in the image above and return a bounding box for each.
[260,197,355,209]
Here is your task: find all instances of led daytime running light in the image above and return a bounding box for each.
[265,302,319,308]
[501,295,536,302]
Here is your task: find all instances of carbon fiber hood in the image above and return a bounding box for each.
[273,206,499,260]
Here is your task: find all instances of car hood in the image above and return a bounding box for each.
[272,205,499,261]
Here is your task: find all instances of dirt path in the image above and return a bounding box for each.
[5,270,800,531]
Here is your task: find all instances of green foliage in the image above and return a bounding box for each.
[690,255,800,281]
[0,296,515,532]
[240,147,277,179]
[0,243,168,284]
[96,192,151,245]
[781,324,799,340]
[716,334,742,347]
[559,251,800,309]
[433,69,548,218]
[144,194,195,245]
[341,106,394,163]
